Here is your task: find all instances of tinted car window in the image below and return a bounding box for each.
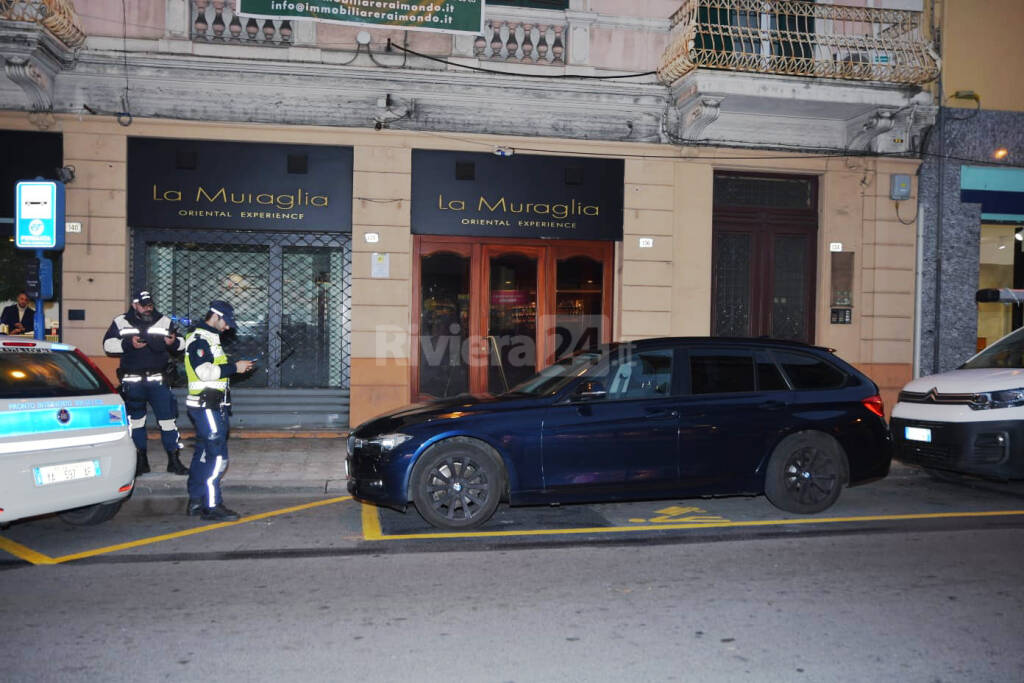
[0,350,107,399]
[690,353,756,394]
[602,349,674,399]
[756,351,789,390]
[773,350,846,389]
[510,352,602,396]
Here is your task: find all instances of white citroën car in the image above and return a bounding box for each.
[0,337,135,526]
[892,325,1024,481]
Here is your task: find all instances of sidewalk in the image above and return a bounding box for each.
[135,432,349,497]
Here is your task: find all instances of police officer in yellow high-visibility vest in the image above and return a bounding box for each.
[184,300,253,521]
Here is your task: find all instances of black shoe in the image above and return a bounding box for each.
[135,449,150,476]
[186,498,203,516]
[167,450,189,475]
[200,505,240,522]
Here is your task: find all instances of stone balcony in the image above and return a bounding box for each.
[658,0,941,153]
[0,0,85,121]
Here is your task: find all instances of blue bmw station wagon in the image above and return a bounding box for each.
[347,337,892,529]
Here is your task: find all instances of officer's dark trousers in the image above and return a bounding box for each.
[186,406,230,509]
[122,380,180,453]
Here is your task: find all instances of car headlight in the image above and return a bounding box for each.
[351,433,413,452]
[970,388,1024,410]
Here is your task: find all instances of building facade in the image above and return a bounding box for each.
[916,0,1024,375]
[0,0,939,427]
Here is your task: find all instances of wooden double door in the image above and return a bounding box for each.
[414,236,613,399]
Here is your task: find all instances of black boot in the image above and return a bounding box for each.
[201,505,240,522]
[135,449,150,476]
[167,450,189,475]
[186,498,203,516]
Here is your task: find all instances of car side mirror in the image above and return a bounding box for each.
[575,380,607,401]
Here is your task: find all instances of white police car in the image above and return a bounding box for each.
[892,326,1024,480]
[0,337,135,526]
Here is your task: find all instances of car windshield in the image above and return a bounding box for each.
[962,327,1024,369]
[0,349,108,399]
[505,351,604,397]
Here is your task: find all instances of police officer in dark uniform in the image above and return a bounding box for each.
[103,288,188,476]
[184,300,254,521]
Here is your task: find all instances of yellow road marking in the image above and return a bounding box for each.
[0,536,57,565]
[629,504,730,524]
[0,496,352,566]
[363,509,1024,541]
[361,501,384,541]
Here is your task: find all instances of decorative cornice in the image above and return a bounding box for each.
[0,22,78,122]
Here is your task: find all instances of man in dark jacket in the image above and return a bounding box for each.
[103,288,188,476]
[1,291,35,334]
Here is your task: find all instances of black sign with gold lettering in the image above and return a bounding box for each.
[127,138,352,232]
[411,150,623,241]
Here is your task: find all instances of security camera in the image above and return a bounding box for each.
[55,165,76,184]
[374,121,384,131]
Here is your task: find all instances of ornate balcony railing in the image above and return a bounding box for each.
[0,0,86,48]
[474,19,566,64]
[191,0,294,44]
[659,0,939,85]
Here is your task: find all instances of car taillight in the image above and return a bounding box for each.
[2,341,37,347]
[73,348,119,393]
[862,394,885,417]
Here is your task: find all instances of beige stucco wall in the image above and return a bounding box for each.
[940,0,1024,112]
[0,111,918,425]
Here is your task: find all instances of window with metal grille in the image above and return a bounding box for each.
[131,229,351,390]
[713,174,815,210]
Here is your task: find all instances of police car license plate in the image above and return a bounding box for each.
[904,426,932,443]
[33,460,101,486]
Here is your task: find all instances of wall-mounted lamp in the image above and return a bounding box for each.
[356,30,371,46]
[1015,228,1023,242]
[994,148,1010,160]
[952,90,980,103]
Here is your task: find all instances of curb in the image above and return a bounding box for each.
[130,477,349,498]
[148,430,347,440]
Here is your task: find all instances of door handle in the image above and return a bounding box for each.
[757,400,787,411]
[646,408,679,418]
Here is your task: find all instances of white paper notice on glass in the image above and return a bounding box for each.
[371,252,390,279]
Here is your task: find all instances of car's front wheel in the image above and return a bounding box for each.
[411,437,503,529]
[58,500,124,526]
[764,431,847,514]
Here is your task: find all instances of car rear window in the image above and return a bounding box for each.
[690,353,756,394]
[0,350,108,399]
[773,350,846,389]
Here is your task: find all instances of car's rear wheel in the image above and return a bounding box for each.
[764,431,847,514]
[58,500,123,526]
[411,437,503,529]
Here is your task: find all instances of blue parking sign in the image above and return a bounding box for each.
[15,180,65,250]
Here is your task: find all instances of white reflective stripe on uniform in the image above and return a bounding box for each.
[129,417,146,429]
[121,375,144,382]
[148,327,169,336]
[119,327,141,336]
[188,380,224,392]
[158,419,177,432]
[206,455,226,507]
[146,375,163,382]
[205,409,218,436]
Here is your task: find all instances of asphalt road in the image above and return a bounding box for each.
[2,469,1024,681]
